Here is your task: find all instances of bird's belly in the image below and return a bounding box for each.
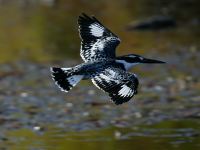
[81,69,103,80]
[78,61,113,79]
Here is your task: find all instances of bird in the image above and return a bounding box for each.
[51,13,165,105]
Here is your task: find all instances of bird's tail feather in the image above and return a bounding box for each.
[51,67,83,92]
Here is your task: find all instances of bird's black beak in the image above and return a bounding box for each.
[142,58,166,64]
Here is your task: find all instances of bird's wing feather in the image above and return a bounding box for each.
[78,13,120,62]
[91,67,139,105]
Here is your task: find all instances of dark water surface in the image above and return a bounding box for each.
[2,120,200,150]
[0,0,199,150]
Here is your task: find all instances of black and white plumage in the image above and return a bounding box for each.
[78,13,120,62]
[51,13,165,105]
[91,67,138,105]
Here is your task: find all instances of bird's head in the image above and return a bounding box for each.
[116,54,166,70]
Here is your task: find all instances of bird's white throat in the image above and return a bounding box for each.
[116,60,138,70]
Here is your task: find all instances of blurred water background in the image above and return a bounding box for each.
[0,0,199,149]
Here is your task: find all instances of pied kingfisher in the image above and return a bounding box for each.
[51,13,165,105]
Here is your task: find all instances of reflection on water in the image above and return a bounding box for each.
[2,120,200,150]
[0,0,199,63]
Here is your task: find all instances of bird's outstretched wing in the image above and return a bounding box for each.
[78,13,121,62]
[91,67,139,105]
